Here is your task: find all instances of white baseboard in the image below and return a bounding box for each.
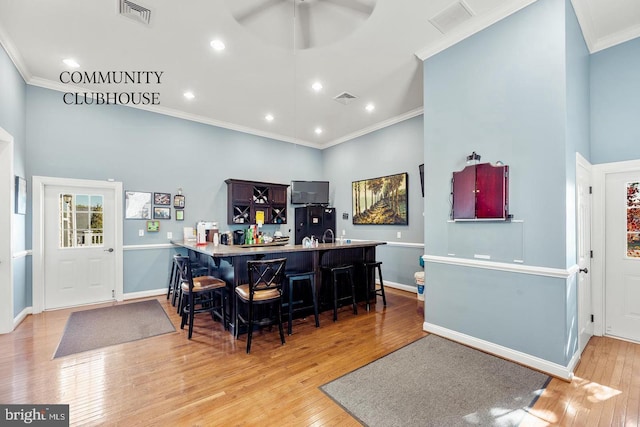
[423,322,574,381]
[383,280,417,294]
[124,288,167,300]
[13,306,32,330]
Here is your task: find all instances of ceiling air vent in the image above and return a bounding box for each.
[429,1,474,34]
[333,92,357,105]
[119,0,151,25]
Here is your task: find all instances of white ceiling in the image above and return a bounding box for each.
[0,0,638,149]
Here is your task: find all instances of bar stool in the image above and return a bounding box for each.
[362,261,387,311]
[235,258,287,353]
[166,254,181,302]
[171,255,209,312]
[284,271,319,335]
[322,265,357,321]
[175,256,227,339]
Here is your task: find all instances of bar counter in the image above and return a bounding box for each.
[171,239,386,335]
[172,239,386,258]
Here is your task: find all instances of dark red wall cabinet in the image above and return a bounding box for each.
[451,163,509,220]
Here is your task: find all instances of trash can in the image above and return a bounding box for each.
[414,271,425,301]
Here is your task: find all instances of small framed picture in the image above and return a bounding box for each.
[175,210,184,221]
[154,192,171,205]
[125,191,152,219]
[153,206,171,220]
[173,194,185,209]
[146,220,160,232]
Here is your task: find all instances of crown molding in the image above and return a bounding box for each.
[322,106,424,149]
[590,24,640,54]
[571,0,640,54]
[415,0,537,61]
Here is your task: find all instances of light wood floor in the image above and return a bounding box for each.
[1,289,638,426]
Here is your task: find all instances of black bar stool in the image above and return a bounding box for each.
[171,255,209,313]
[362,261,387,311]
[284,271,320,335]
[166,254,181,302]
[322,265,357,321]
[175,256,227,339]
[235,258,287,353]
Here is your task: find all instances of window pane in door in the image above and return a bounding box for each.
[59,193,104,248]
[627,182,640,258]
[75,194,89,211]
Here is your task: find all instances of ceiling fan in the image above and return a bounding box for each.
[225,0,377,50]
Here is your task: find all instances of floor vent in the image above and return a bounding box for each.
[334,92,357,105]
[119,0,151,25]
[429,1,474,34]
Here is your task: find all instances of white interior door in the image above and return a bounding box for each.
[605,170,640,343]
[44,185,116,309]
[577,156,593,353]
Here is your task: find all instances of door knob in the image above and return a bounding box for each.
[104,248,114,253]
[579,267,588,274]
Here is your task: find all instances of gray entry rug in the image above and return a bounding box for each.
[321,334,550,427]
[53,299,175,358]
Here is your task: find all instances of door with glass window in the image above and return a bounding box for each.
[44,185,115,309]
[605,172,640,342]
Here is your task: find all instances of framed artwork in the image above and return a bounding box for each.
[15,176,26,215]
[154,192,171,205]
[125,191,152,219]
[153,207,171,220]
[175,210,184,221]
[173,194,185,209]
[352,172,408,225]
[146,220,160,232]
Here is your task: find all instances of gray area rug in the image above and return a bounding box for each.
[321,334,550,427]
[53,299,175,358]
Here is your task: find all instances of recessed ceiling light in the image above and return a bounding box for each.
[183,91,195,100]
[210,39,225,51]
[365,103,375,112]
[311,82,323,92]
[314,127,323,135]
[63,58,79,68]
[265,114,274,122]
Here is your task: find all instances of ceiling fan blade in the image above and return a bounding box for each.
[296,1,312,49]
[322,0,376,16]
[234,0,288,24]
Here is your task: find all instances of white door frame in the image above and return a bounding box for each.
[592,158,640,337]
[32,176,124,313]
[0,127,14,333]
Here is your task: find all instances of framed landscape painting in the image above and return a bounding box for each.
[352,172,408,225]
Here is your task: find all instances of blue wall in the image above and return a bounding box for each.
[591,37,640,164]
[323,115,425,287]
[0,43,28,317]
[422,0,581,366]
